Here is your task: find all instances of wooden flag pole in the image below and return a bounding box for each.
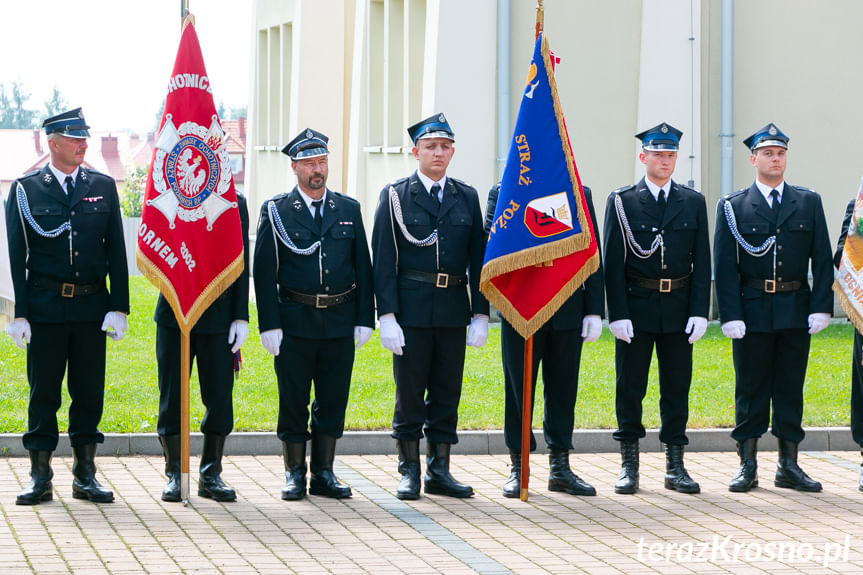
[180,330,191,504]
[518,0,546,504]
[519,336,534,500]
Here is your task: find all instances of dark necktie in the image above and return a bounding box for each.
[312,199,323,231]
[657,188,666,216]
[64,175,74,195]
[770,189,780,220]
[430,183,441,210]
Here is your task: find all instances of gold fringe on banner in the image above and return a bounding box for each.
[835,279,863,335]
[137,247,243,333]
[479,33,598,339]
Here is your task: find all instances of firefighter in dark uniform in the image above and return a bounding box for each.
[254,128,374,501]
[153,194,249,503]
[5,108,129,505]
[485,182,604,498]
[715,123,832,493]
[372,113,489,500]
[603,122,710,495]
[835,196,863,491]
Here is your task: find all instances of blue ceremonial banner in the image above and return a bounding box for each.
[480,33,598,339]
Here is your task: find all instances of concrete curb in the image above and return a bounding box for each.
[1,427,857,457]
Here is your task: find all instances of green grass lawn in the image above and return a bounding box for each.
[0,277,854,433]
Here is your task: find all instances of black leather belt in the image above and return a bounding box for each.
[399,268,467,288]
[743,276,802,293]
[29,273,104,298]
[627,274,690,293]
[279,285,356,308]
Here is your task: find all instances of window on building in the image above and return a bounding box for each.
[366,0,426,151]
[256,23,292,149]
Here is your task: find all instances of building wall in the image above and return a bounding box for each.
[248,0,863,245]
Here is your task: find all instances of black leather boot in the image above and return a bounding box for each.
[396,439,421,500]
[16,450,53,505]
[281,441,307,500]
[664,444,700,493]
[198,434,236,501]
[72,444,114,503]
[502,451,521,498]
[548,449,596,496]
[614,440,639,494]
[424,442,473,498]
[309,434,351,498]
[774,438,822,492]
[728,437,758,492]
[159,435,181,502]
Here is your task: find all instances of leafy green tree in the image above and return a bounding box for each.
[0,81,38,128]
[43,86,68,119]
[121,165,148,217]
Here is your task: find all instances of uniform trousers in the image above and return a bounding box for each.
[392,326,465,445]
[852,330,863,446]
[24,321,106,451]
[275,334,354,443]
[501,320,582,452]
[732,329,810,443]
[155,326,235,437]
[613,329,691,445]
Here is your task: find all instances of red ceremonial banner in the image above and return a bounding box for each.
[136,21,244,331]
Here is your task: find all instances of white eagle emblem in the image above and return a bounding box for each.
[148,113,236,230]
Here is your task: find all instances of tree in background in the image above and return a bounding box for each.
[121,165,148,217]
[0,81,38,129]
[43,86,68,119]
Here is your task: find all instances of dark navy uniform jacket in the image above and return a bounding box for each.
[253,187,374,339]
[713,183,833,332]
[484,183,605,328]
[371,172,489,328]
[603,177,710,333]
[154,194,250,334]
[6,165,129,323]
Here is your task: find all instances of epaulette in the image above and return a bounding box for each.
[332,190,360,207]
[449,177,475,190]
[675,182,702,195]
[791,185,815,194]
[611,184,636,196]
[82,167,108,179]
[723,188,747,200]
[390,176,410,187]
[269,192,289,203]
[20,169,40,179]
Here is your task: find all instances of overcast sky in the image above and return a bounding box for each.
[0,0,252,134]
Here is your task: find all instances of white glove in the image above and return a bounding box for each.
[721,320,746,339]
[228,320,249,353]
[581,314,602,343]
[101,311,128,341]
[608,319,633,343]
[260,328,283,356]
[685,316,708,344]
[379,314,405,356]
[808,312,830,335]
[5,318,31,349]
[466,315,489,348]
[354,326,373,349]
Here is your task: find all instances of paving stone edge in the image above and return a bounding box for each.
[0,427,857,457]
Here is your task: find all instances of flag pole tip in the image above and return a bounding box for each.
[520,489,529,501]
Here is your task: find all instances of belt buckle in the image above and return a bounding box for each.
[659,278,671,293]
[764,279,776,293]
[61,283,75,298]
[315,294,328,309]
[436,273,449,288]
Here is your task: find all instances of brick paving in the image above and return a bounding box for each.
[3,451,863,574]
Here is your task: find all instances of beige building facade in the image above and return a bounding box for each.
[247,0,863,242]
